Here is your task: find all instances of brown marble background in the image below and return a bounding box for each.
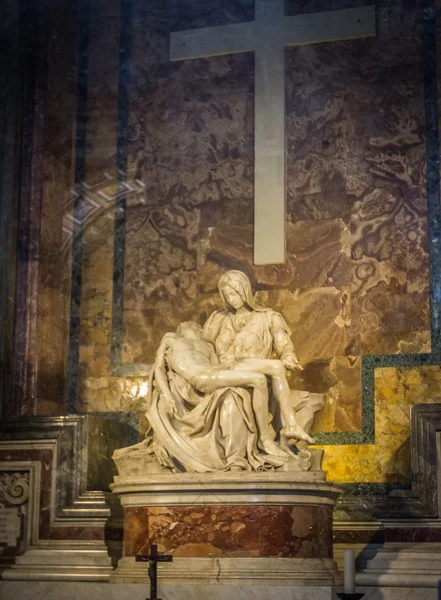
[118,0,429,437]
[35,0,77,415]
[31,0,437,483]
[124,505,333,558]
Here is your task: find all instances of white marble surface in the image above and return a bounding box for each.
[0,583,437,600]
[111,469,342,507]
[2,545,113,581]
[357,542,441,588]
[158,585,333,600]
[361,587,436,600]
[111,556,342,586]
[0,582,334,600]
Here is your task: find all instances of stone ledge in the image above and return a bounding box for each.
[111,471,342,506]
[111,556,343,586]
[356,542,441,588]
[0,581,337,600]
[2,545,113,582]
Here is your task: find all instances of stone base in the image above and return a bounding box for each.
[0,582,437,600]
[0,581,337,600]
[123,503,334,558]
[111,468,343,589]
[112,470,342,564]
[111,556,342,586]
[357,542,441,588]
[1,544,113,581]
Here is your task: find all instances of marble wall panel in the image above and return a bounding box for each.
[28,0,438,488]
[78,206,115,380]
[360,331,431,356]
[122,202,200,364]
[318,366,441,483]
[311,356,362,434]
[255,288,352,362]
[119,0,427,378]
[123,505,333,559]
[79,375,149,413]
[36,0,78,415]
[0,1,29,417]
[127,13,254,219]
[19,2,75,414]
[334,527,441,544]
[203,219,352,290]
[0,447,104,542]
[77,0,121,391]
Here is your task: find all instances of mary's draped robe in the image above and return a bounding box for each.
[134,308,323,473]
[145,331,284,472]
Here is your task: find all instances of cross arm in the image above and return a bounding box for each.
[281,5,375,47]
[170,21,255,61]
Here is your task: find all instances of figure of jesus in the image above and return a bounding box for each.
[158,321,314,460]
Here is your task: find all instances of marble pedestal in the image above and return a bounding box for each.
[110,465,343,587]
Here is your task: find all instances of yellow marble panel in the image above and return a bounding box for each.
[317,366,441,483]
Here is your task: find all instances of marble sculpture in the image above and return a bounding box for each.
[114,270,324,473]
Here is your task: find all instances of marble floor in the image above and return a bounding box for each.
[0,583,437,600]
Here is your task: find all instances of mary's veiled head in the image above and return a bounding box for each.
[218,270,256,311]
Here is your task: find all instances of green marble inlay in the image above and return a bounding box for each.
[111,0,133,374]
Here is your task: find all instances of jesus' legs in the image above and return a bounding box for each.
[196,369,288,458]
[233,359,315,444]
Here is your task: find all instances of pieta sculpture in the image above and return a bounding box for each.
[114,270,324,474]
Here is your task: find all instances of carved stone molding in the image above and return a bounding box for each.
[0,415,132,555]
[0,470,29,551]
[0,415,132,581]
[0,460,40,571]
[0,414,132,529]
[0,472,29,506]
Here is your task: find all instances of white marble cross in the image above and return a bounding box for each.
[170,1,375,265]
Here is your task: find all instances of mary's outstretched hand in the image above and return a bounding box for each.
[282,355,303,371]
